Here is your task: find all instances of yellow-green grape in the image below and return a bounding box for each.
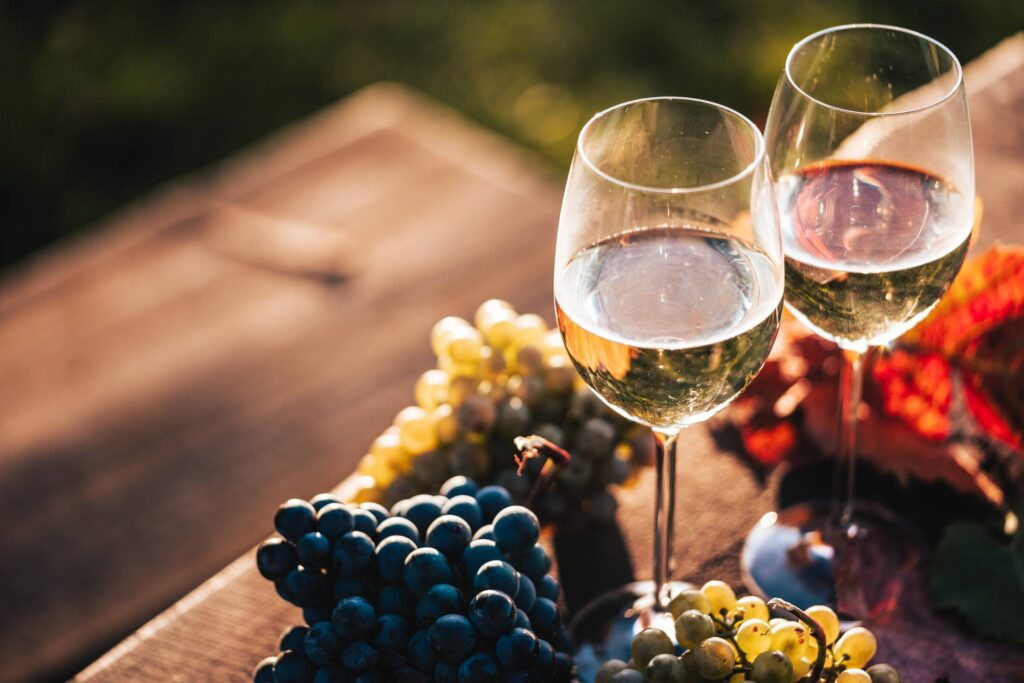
[701,580,737,620]
[736,595,770,623]
[351,484,382,504]
[769,621,810,669]
[473,298,515,327]
[730,674,750,683]
[769,618,789,629]
[750,650,793,683]
[476,300,518,349]
[865,664,901,683]
[439,354,481,379]
[370,432,410,472]
[694,637,736,679]
[595,659,628,683]
[837,669,872,683]
[805,605,840,646]
[446,376,480,406]
[446,325,485,364]
[669,589,712,619]
[646,653,685,682]
[431,316,472,356]
[479,346,507,379]
[356,453,394,485]
[393,406,438,454]
[790,656,811,681]
[674,609,715,649]
[630,628,674,669]
[736,618,772,658]
[834,627,877,670]
[511,313,548,350]
[414,369,449,410]
[433,404,460,445]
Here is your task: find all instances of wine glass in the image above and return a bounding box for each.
[741,24,974,617]
[553,97,784,665]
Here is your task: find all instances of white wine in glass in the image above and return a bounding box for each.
[554,97,783,671]
[742,24,974,618]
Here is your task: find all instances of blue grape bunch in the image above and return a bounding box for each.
[254,477,577,682]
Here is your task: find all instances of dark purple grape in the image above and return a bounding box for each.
[304,621,343,666]
[492,506,540,555]
[468,590,516,639]
[375,536,417,583]
[252,656,276,683]
[275,499,318,542]
[536,575,560,602]
[576,418,616,459]
[310,493,342,511]
[474,486,513,523]
[360,502,390,524]
[513,574,536,612]
[279,625,309,652]
[496,627,538,669]
[377,584,415,619]
[376,517,420,544]
[317,504,355,540]
[284,566,330,608]
[407,629,435,674]
[510,545,551,580]
[428,614,477,663]
[334,575,376,602]
[403,547,453,594]
[439,476,479,498]
[342,640,379,671]
[473,561,519,598]
[440,495,483,532]
[273,649,316,683]
[529,597,559,636]
[351,509,379,539]
[257,538,298,580]
[425,515,472,559]
[332,531,376,578]
[373,614,411,651]
[402,495,444,537]
[297,532,331,570]
[472,524,495,542]
[462,539,504,580]
[332,597,376,639]
[458,652,500,682]
[302,604,333,626]
[414,583,465,627]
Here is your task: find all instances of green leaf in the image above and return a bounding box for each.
[930,521,1024,644]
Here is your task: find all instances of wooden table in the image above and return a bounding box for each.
[1,35,1021,683]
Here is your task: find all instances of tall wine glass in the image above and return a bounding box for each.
[554,97,783,665]
[741,25,974,617]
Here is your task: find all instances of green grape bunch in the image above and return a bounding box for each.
[348,299,656,527]
[597,580,901,683]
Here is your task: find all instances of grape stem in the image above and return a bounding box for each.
[513,435,572,507]
[766,598,827,682]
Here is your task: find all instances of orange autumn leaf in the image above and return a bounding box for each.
[874,246,1024,448]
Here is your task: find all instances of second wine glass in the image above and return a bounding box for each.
[554,97,783,664]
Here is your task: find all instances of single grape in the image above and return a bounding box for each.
[668,589,711,618]
[804,604,840,646]
[474,485,514,523]
[252,656,276,683]
[838,669,872,683]
[279,625,309,652]
[373,613,411,651]
[441,495,483,531]
[736,595,770,623]
[630,627,674,669]
[458,652,501,683]
[536,574,560,602]
[694,636,736,679]
[468,589,517,638]
[341,640,379,671]
[456,394,496,433]
[473,524,495,542]
[425,514,472,558]
[834,626,877,670]
[646,653,684,682]
[440,476,479,498]
[316,504,355,540]
[256,538,298,580]
[376,516,420,543]
[332,531,376,577]
[462,539,504,580]
[528,597,560,636]
[576,418,616,458]
[674,609,714,650]
[275,499,318,542]
[514,608,532,630]
[492,506,541,554]
[474,560,520,598]
[403,547,453,594]
[595,659,628,683]
[396,407,439,455]
[736,618,772,659]
[598,455,630,485]
[304,621,343,666]
[494,398,531,440]
[407,629,435,673]
[415,583,465,626]
[496,627,539,669]
[415,369,449,411]
[431,316,472,356]
[866,664,902,683]
[351,508,379,538]
[446,325,485,364]
[284,566,330,608]
[609,670,645,683]
[332,596,376,639]
[434,660,461,683]
[428,614,478,663]
[750,650,793,683]
[402,495,444,537]
[377,584,415,619]
[273,650,316,683]
[769,620,810,668]
[296,532,331,570]
[700,580,737,619]
[514,574,537,612]
[510,544,552,580]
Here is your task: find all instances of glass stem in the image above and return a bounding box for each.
[653,428,680,607]
[832,349,867,527]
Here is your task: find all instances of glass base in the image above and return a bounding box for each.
[570,580,692,683]
[741,501,922,620]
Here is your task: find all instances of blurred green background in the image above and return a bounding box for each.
[3,0,1021,270]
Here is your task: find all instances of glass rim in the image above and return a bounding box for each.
[784,23,964,117]
[575,96,766,195]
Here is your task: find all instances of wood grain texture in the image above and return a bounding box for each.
[4,34,1023,683]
